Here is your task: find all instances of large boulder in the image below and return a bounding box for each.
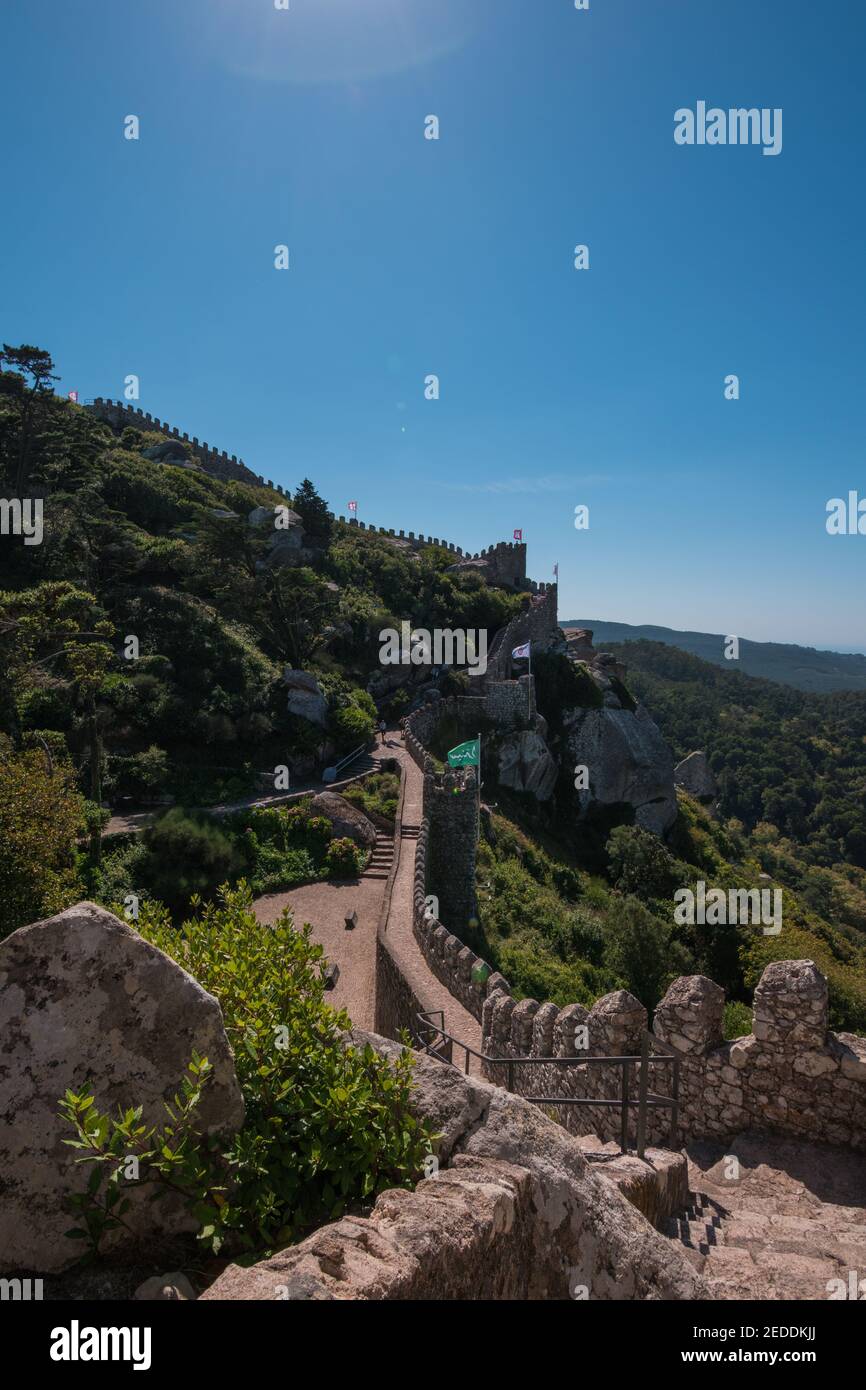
[565,703,677,835]
[285,669,328,727]
[674,750,717,803]
[201,1032,708,1302]
[309,791,377,850]
[496,730,558,802]
[142,439,191,464]
[0,903,244,1273]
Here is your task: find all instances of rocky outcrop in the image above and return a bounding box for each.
[142,438,194,465]
[674,750,718,804]
[285,668,327,727]
[249,505,316,569]
[309,791,377,850]
[201,1034,708,1301]
[495,729,558,801]
[565,703,677,835]
[0,903,244,1273]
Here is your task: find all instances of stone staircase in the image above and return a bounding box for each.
[363,830,395,881]
[664,1133,866,1300]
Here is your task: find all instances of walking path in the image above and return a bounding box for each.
[251,730,482,1064]
[664,1131,866,1299]
[103,753,380,837]
[377,736,483,1070]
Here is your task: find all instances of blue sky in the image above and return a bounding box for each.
[2,0,864,648]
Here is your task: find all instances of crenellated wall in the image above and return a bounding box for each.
[483,586,560,683]
[88,400,534,573]
[480,963,866,1153]
[401,713,510,1021]
[88,398,280,492]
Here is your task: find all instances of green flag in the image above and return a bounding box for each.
[447,737,480,768]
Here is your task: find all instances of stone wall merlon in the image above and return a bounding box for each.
[479,960,866,1153]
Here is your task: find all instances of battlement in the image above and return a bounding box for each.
[481,962,866,1153]
[334,521,528,580]
[87,398,289,494]
[87,400,539,590]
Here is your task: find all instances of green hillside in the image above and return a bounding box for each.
[0,345,521,931]
[567,618,866,693]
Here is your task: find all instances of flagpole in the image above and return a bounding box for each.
[527,645,532,723]
[477,730,481,833]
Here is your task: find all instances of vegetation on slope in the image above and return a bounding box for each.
[61,885,435,1260]
[0,343,525,932]
[473,794,866,1035]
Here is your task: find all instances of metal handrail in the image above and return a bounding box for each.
[322,742,370,783]
[414,1012,680,1158]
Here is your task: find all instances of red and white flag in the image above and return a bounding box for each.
[348,500,358,513]
[513,528,523,541]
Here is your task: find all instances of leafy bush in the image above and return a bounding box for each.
[324,836,365,878]
[0,743,84,938]
[606,825,684,898]
[140,809,244,912]
[341,769,400,823]
[60,886,435,1257]
[329,696,375,750]
[603,895,694,1012]
[724,1000,753,1040]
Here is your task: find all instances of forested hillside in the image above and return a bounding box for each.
[0,345,521,932]
[568,618,866,693]
[607,641,866,872]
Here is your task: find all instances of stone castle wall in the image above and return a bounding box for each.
[88,398,278,491]
[483,586,560,682]
[87,400,531,570]
[401,713,509,1022]
[480,963,866,1153]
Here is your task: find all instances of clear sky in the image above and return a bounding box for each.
[2,0,864,648]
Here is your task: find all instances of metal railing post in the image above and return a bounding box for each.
[620,1060,630,1153]
[636,1032,650,1159]
[670,1056,680,1148]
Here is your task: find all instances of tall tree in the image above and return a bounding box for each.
[291,478,333,540]
[0,581,114,861]
[0,343,59,492]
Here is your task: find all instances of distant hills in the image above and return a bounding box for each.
[564,620,866,694]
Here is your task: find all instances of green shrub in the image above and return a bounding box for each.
[60,885,435,1258]
[341,770,400,823]
[329,699,374,750]
[606,825,684,898]
[723,1000,753,1040]
[603,895,694,1012]
[140,809,244,912]
[324,836,365,878]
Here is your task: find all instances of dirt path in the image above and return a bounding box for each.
[252,731,483,1066]
[665,1131,866,1299]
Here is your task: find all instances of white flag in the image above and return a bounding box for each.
[512,642,530,660]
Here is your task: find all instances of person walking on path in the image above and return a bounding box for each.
[378,718,387,746]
